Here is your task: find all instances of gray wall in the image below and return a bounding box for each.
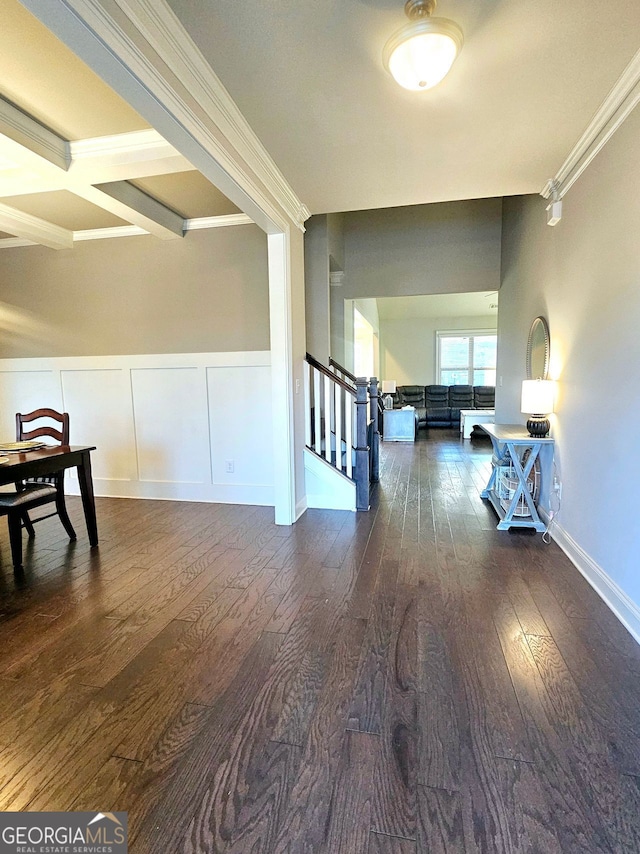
[0,225,269,357]
[304,212,345,366]
[304,215,330,364]
[498,105,640,611]
[330,198,502,363]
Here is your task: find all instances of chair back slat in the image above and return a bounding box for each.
[16,409,70,445]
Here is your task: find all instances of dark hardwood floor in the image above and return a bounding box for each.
[1,430,640,852]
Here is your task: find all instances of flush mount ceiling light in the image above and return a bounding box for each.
[383,0,463,91]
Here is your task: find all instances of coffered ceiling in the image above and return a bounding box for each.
[0,0,241,250]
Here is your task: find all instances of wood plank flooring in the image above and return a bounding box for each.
[1,430,640,852]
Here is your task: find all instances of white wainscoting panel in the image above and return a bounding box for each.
[0,352,273,506]
[61,369,137,482]
[207,365,274,488]
[132,367,209,485]
[0,370,62,440]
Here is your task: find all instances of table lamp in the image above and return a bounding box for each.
[381,380,397,410]
[521,379,554,437]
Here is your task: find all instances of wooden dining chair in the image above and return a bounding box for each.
[0,409,76,570]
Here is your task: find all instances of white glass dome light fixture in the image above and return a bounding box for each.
[383,0,463,92]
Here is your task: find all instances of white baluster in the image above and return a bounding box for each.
[304,360,311,448]
[324,373,331,463]
[345,392,353,479]
[334,383,342,473]
[313,367,321,455]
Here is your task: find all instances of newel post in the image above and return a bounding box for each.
[355,377,370,511]
[369,377,380,483]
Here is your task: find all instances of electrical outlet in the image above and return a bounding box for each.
[225,459,235,473]
[553,477,562,499]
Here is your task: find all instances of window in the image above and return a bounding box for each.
[437,331,497,386]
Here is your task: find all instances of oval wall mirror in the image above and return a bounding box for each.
[526,316,550,380]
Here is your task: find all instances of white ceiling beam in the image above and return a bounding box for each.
[0,95,69,172]
[68,129,195,183]
[0,170,67,197]
[0,201,73,250]
[0,130,196,198]
[0,98,185,240]
[91,180,184,237]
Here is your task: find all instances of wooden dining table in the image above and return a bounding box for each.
[0,445,98,547]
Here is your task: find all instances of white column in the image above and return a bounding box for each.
[268,230,297,525]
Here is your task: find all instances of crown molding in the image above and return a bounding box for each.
[116,0,311,230]
[73,225,148,242]
[70,129,176,160]
[22,0,310,233]
[185,214,253,230]
[541,47,640,199]
[0,214,254,249]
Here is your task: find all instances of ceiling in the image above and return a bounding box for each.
[166,0,640,213]
[376,291,498,320]
[0,0,240,248]
[1,0,639,243]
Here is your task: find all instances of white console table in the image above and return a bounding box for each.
[460,409,495,439]
[479,423,554,532]
[383,407,416,442]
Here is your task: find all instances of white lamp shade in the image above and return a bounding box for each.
[521,379,555,415]
[381,380,397,394]
[383,18,463,91]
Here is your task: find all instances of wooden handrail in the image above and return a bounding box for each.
[305,353,355,396]
[328,356,357,384]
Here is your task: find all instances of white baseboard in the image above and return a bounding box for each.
[295,496,308,521]
[552,521,640,646]
[65,478,273,506]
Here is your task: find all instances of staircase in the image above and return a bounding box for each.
[304,353,379,511]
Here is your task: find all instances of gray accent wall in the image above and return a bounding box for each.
[304,215,330,365]
[0,225,269,357]
[498,105,640,614]
[329,199,502,364]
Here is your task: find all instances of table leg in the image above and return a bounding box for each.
[77,450,99,547]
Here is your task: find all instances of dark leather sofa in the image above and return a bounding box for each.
[396,385,427,428]
[394,384,495,429]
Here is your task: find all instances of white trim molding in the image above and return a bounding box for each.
[0,214,255,249]
[541,47,640,200]
[552,521,640,646]
[73,225,148,242]
[185,214,253,230]
[0,350,274,507]
[20,0,310,234]
[116,0,311,231]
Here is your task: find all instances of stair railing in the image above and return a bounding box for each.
[328,356,357,389]
[305,354,379,510]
